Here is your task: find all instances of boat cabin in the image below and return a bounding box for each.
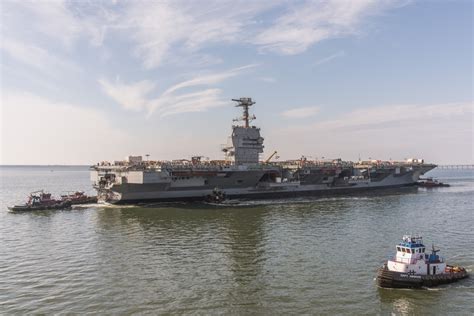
[395,235,426,263]
[387,235,446,275]
[26,191,57,206]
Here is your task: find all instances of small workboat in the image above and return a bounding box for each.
[205,188,227,204]
[417,177,450,187]
[8,191,72,212]
[376,235,468,288]
[60,191,97,205]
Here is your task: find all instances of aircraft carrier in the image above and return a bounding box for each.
[90,97,436,204]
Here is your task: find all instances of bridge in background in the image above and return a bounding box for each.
[436,165,474,169]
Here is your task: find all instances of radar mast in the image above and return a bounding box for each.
[232,97,256,128]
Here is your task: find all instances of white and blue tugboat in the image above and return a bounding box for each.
[377,235,468,288]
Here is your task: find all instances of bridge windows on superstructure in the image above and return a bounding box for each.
[397,247,401,251]
[401,248,406,253]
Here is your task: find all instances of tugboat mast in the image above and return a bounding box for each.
[232,97,256,128]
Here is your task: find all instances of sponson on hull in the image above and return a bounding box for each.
[376,235,468,288]
[90,97,436,204]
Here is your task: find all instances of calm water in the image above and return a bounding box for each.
[0,166,473,315]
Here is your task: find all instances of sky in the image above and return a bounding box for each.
[0,0,473,165]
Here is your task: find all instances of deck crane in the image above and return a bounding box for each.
[264,151,278,163]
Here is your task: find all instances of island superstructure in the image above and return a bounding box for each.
[90,97,436,204]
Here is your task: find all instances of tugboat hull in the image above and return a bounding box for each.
[8,201,72,212]
[67,196,97,205]
[376,266,468,289]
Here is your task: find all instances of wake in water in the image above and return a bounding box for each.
[14,197,376,212]
[71,203,137,209]
[71,195,378,209]
[197,195,376,208]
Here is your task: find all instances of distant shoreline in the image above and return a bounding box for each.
[0,165,91,167]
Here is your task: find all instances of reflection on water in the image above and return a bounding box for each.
[1,167,473,314]
[391,297,416,315]
[391,297,415,315]
[90,206,272,312]
[377,288,443,315]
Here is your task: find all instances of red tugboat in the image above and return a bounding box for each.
[417,177,450,188]
[8,191,72,212]
[60,191,97,205]
[377,235,468,288]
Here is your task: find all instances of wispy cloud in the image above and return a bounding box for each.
[2,0,115,48]
[1,1,115,80]
[287,102,474,133]
[259,76,277,83]
[121,0,400,68]
[149,89,227,118]
[147,65,258,117]
[271,102,474,163]
[313,50,345,66]
[99,78,156,111]
[2,1,405,71]
[123,1,273,69]
[281,106,321,118]
[1,37,81,75]
[3,0,82,47]
[161,64,258,96]
[99,64,257,117]
[253,1,400,55]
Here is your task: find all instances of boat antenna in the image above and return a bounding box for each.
[232,97,256,128]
